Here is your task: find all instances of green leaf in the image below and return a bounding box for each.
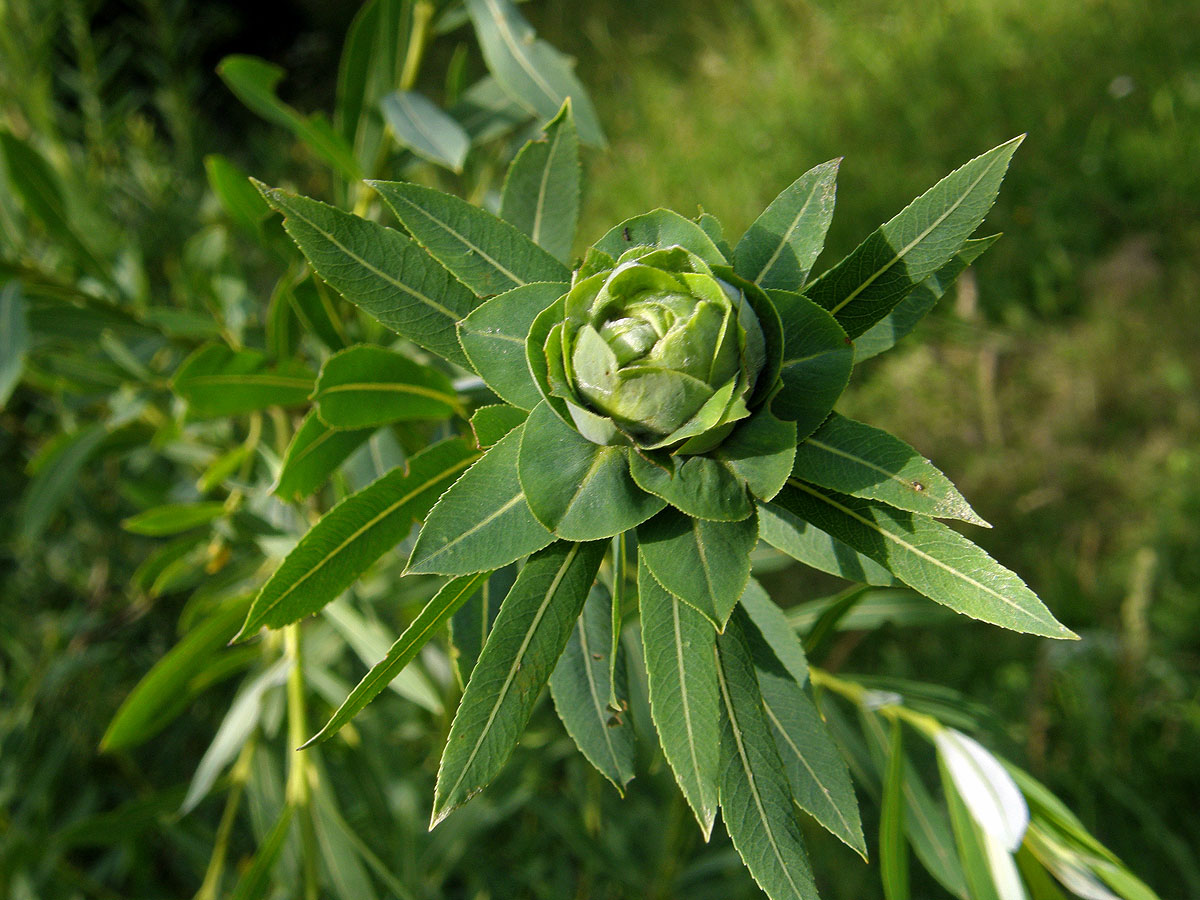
[716,610,819,900]
[257,184,476,368]
[407,423,554,575]
[204,154,272,235]
[18,423,108,543]
[368,180,570,296]
[335,0,403,170]
[805,137,1022,339]
[735,159,840,291]
[229,806,295,900]
[122,502,228,536]
[237,437,479,638]
[172,344,314,417]
[881,721,911,900]
[313,345,461,429]
[637,562,721,838]
[775,481,1075,638]
[458,281,566,410]
[432,539,606,824]
[381,89,471,172]
[549,582,637,793]
[738,578,808,687]
[794,413,989,526]
[520,401,664,540]
[768,289,852,434]
[312,783,378,900]
[306,572,491,746]
[629,449,754,522]
[935,729,1028,852]
[500,100,580,263]
[758,491,899,586]
[594,208,727,267]
[0,281,29,407]
[275,411,375,502]
[101,596,252,751]
[470,404,528,449]
[715,405,798,502]
[449,75,529,144]
[451,566,516,687]
[854,235,1000,362]
[940,758,1007,900]
[217,55,361,180]
[289,276,349,351]
[638,506,758,630]
[464,0,605,147]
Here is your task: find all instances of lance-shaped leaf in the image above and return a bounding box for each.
[935,729,1028,852]
[638,506,758,630]
[805,137,1022,339]
[940,758,1010,900]
[458,281,566,410]
[0,282,29,407]
[312,345,461,429]
[229,805,295,900]
[854,235,1000,362]
[275,411,374,502]
[173,345,314,417]
[307,572,491,746]
[122,502,228,536]
[368,180,569,296]
[448,76,529,144]
[738,578,809,687]
[735,159,840,291]
[464,0,605,147]
[549,582,636,793]
[381,89,470,172]
[407,423,554,575]
[236,437,479,639]
[638,563,721,838]
[500,101,580,263]
[257,184,476,368]
[794,413,989,526]
[594,208,726,267]
[470,404,528,449]
[205,154,272,236]
[520,401,664,540]
[768,289,852,435]
[451,566,516,687]
[716,610,819,900]
[288,276,348,351]
[432,539,606,824]
[776,481,1075,638]
[758,491,899,587]
[881,722,911,900]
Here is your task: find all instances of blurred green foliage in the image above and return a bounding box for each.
[1,0,1197,898]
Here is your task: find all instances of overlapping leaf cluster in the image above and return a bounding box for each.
[237,99,1084,900]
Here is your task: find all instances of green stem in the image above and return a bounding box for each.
[608,532,627,709]
[285,625,320,900]
[810,667,943,739]
[194,737,256,900]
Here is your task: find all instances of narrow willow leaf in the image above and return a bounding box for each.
[204,154,272,235]
[500,100,580,262]
[458,281,567,410]
[629,449,754,523]
[451,566,516,687]
[381,89,470,171]
[735,159,840,291]
[407,423,554,575]
[794,413,989,526]
[275,411,374,502]
[122,502,228,536]
[18,423,108,543]
[716,406,798,503]
[173,344,314,417]
[0,282,29,407]
[257,184,476,367]
[716,611,819,900]
[229,806,295,900]
[289,277,348,351]
[237,437,478,638]
[218,56,361,180]
[805,137,1022,339]
[312,784,378,900]
[594,208,726,267]
[881,721,911,900]
[935,729,1029,852]
[757,494,899,586]
[768,289,852,435]
[854,235,1000,362]
[448,75,529,144]
[520,402,664,540]
[638,563,720,838]
[941,757,1007,900]
[738,578,809,687]
[101,596,252,751]
[470,404,527,449]
[432,540,606,824]
[464,0,605,147]
[313,345,461,429]
[638,506,758,630]
[335,0,402,170]
[368,180,569,296]
[307,572,491,746]
[777,481,1075,639]
[549,583,636,792]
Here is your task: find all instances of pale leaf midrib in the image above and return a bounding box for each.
[483,0,559,107]
[673,596,708,813]
[417,491,530,568]
[530,124,564,248]
[753,183,823,286]
[319,380,457,405]
[576,607,621,772]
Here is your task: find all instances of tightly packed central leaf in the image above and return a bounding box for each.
[544,247,766,452]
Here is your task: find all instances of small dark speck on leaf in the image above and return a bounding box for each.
[622,227,632,241]
[606,715,623,728]
[912,481,925,492]
[844,337,853,346]
[591,652,604,660]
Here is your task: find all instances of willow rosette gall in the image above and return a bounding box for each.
[241,100,1076,900]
